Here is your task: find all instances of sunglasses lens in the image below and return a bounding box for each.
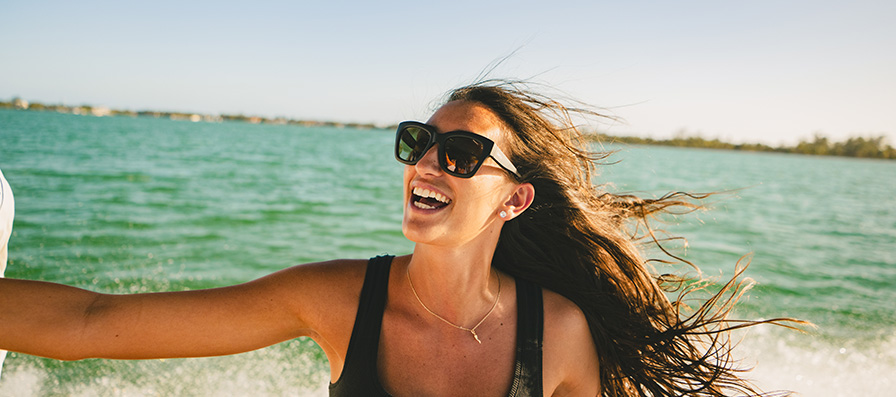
[397,125,431,163]
[443,136,485,176]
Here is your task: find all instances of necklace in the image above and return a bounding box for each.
[406,266,501,344]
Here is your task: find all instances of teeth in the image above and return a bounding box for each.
[412,187,451,204]
[414,201,435,210]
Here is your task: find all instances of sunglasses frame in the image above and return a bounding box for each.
[395,121,520,179]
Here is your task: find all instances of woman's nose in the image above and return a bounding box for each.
[414,143,443,176]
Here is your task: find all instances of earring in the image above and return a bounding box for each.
[499,210,507,218]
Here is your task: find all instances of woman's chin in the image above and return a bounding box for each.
[401,220,449,246]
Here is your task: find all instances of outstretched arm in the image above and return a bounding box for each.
[0,259,365,362]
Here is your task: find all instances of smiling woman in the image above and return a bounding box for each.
[0,80,803,396]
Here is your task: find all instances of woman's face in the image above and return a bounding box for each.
[401,101,519,248]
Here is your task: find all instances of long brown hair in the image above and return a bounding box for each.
[447,80,805,396]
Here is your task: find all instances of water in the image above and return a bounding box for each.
[1,109,894,395]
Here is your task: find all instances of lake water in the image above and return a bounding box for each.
[1,109,894,396]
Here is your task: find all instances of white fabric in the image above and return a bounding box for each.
[0,168,15,378]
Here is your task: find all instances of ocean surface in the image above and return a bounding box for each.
[0,108,893,396]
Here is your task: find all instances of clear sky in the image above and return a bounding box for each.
[2,0,893,145]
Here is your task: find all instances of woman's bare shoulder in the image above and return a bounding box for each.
[256,256,399,373]
[257,256,403,332]
[279,258,368,280]
[541,288,600,396]
[257,258,372,306]
[542,289,590,335]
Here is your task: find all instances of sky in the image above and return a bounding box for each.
[1,0,894,145]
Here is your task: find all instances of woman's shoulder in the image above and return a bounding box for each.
[262,257,378,300]
[268,256,388,281]
[286,257,370,278]
[266,255,406,311]
[541,288,594,361]
[256,257,386,339]
[541,288,588,329]
[541,287,601,395]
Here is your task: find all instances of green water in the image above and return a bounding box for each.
[1,109,894,395]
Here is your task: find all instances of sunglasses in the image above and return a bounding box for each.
[395,121,520,179]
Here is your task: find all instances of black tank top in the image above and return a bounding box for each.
[329,255,544,396]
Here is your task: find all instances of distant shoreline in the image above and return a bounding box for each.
[3,97,893,160]
[591,133,896,160]
[0,98,380,130]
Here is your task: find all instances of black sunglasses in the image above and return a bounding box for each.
[395,121,520,179]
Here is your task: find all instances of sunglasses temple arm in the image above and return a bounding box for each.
[489,147,520,178]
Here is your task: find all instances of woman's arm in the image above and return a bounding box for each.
[0,259,366,361]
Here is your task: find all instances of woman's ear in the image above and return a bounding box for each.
[502,183,535,220]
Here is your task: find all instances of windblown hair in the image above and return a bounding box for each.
[447,80,803,396]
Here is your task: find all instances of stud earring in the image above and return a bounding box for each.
[499,211,507,218]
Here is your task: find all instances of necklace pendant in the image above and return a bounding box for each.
[471,330,482,344]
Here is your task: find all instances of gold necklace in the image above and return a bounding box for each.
[406,266,501,344]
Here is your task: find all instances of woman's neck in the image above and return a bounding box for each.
[404,242,501,326]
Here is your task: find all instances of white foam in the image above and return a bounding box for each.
[0,363,330,397]
[0,367,43,396]
[2,330,893,396]
[736,328,896,396]
[0,340,330,397]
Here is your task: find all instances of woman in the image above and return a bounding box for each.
[0,81,795,396]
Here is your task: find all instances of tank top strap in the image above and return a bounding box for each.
[508,277,544,397]
[329,255,393,396]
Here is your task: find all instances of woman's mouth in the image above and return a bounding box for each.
[411,187,452,210]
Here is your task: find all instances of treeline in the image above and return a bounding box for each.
[595,133,896,160]
[0,98,379,129]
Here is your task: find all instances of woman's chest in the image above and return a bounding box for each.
[377,309,519,396]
